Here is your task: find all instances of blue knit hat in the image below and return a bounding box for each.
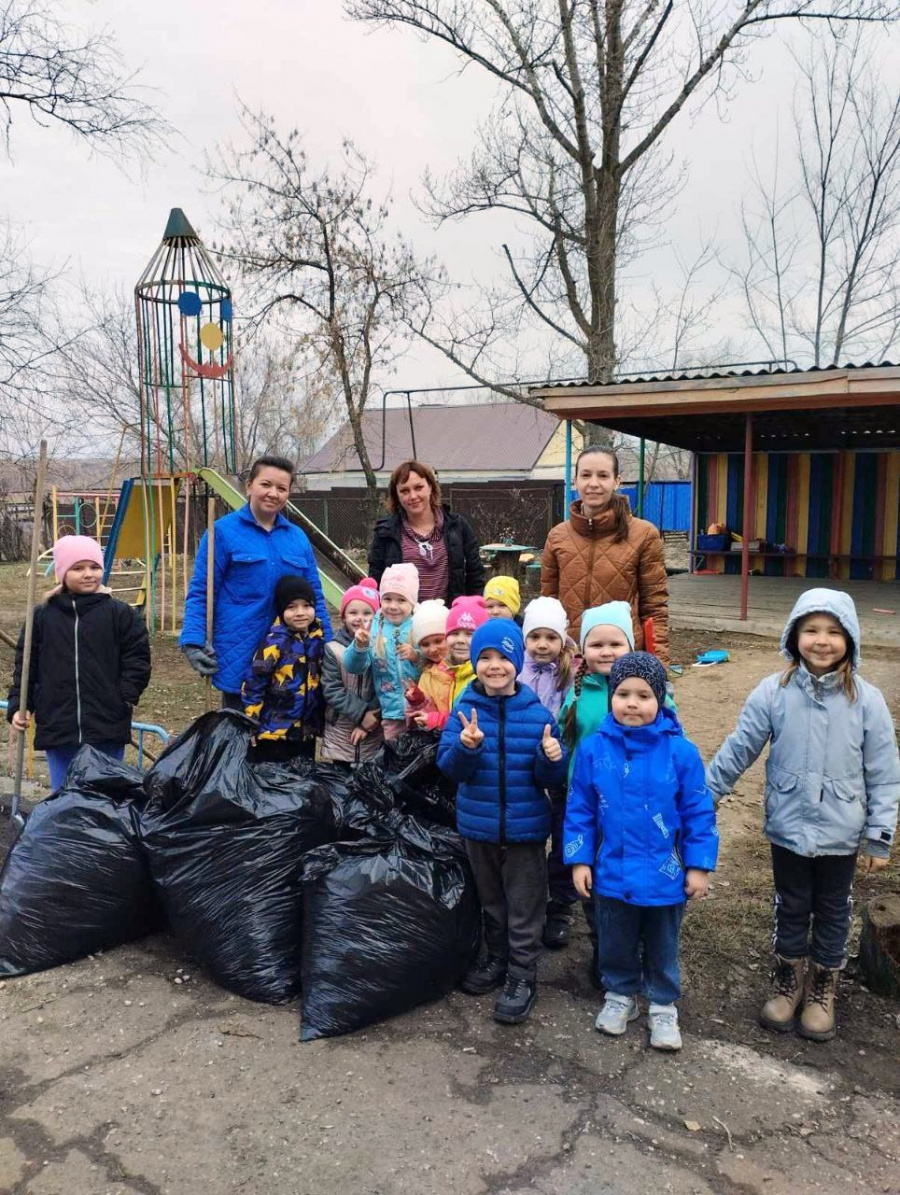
[471,617,525,675]
[609,651,667,709]
[579,601,635,652]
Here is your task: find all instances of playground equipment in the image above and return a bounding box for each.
[86,208,360,631]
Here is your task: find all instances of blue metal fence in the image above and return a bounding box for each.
[620,481,691,532]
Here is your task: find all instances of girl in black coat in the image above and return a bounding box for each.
[7,536,151,791]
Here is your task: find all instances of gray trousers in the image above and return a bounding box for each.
[465,840,547,981]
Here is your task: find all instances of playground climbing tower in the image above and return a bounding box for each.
[126,209,238,631]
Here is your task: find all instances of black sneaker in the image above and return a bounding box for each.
[494,977,537,1024]
[542,905,571,949]
[460,955,507,995]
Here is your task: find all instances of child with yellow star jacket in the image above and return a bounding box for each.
[241,575,326,762]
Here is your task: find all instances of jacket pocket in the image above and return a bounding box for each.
[824,778,865,803]
[227,553,267,603]
[764,764,800,821]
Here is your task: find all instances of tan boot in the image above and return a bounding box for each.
[798,963,838,1042]
[759,955,805,1033]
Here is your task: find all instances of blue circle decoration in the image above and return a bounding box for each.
[220,298,233,322]
[178,291,202,317]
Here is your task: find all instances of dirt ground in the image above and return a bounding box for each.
[0,562,898,1195]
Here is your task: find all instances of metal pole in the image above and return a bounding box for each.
[565,420,572,505]
[740,414,754,621]
[11,440,48,826]
[637,437,646,518]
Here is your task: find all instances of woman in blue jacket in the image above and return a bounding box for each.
[180,456,331,706]
[565,652,717,1053]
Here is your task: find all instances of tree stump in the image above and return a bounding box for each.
[858,894,900,999]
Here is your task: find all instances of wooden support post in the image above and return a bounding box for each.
[205,495,216,710]
[740,413,754,621]
[11,441,48,825]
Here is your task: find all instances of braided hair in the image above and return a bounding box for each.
[562,657,589,747]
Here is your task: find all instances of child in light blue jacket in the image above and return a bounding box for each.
[707,588,899,1044]
[343,562,421,742]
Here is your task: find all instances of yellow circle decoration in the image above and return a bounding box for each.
[200,322,225,351]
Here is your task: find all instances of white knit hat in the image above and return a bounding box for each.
[412,599,448,646]
[522,596,568,642]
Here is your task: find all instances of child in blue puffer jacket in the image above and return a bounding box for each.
[438,619,568,1026]
[565,652,718,1053]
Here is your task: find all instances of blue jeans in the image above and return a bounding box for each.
[595,895,685,1005]
[45,742,125,792]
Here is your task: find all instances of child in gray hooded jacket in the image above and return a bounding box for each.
[707,588,898,1044]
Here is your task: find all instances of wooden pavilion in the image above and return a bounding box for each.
[532,363,900,620]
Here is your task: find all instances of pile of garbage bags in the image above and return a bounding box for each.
[0,715,478,1038]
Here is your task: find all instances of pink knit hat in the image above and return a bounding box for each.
[379,562,420,605]
[53,535,104,584]
[446,595,489,635]
[340,576,381,617]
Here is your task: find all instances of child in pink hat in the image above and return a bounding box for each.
[343,563,422,742]
[6,535,151,791]
[445,595,489,705]
[321,578,383,763]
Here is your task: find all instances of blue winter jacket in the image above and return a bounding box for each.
[342,612,420,721]
[437,681,568,843]
[564,707,718,906]
[180,504,331,695]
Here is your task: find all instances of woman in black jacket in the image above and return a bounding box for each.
[367,461,485,604]
[7,535,151,791]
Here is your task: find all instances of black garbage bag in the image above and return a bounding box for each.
[382,730,458,829]
[141,711,344,1004]
[0,748,161,977]
[299,812,479,1040]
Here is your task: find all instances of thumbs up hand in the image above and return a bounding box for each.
[542,724,562,762]
[458,708,484,750]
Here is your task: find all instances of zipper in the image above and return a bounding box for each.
[72,596,83,743]
[499,697,508,845]
[584,517,597,609]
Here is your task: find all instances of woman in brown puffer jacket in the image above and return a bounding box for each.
[541,446,669,662]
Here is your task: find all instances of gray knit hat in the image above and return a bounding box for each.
[609,651,667,708]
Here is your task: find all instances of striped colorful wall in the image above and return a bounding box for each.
[694,450,900,580]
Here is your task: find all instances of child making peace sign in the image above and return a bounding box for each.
[437,619,567,1026]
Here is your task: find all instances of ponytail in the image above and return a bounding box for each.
[556,641,576,692]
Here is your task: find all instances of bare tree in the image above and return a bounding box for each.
[734,31,900,367]
[0,0,170,160]
[348,0,896,391]
[233,338,336,469]
[209,106,440,514]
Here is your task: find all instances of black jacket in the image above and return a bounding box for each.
[7,591,151,750]
[367,506,485,604]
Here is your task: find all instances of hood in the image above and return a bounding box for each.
[600,703,683,745]
[780,588,860,671]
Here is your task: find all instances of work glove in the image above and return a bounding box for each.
[182,643,219,677]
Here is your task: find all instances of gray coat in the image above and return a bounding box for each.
[706,589,899,859]
[321,627,383,763]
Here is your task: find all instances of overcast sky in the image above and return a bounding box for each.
[3,1,897,399]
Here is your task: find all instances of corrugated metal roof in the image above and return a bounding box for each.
[301,402,559,474]
[531,360,899,390]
